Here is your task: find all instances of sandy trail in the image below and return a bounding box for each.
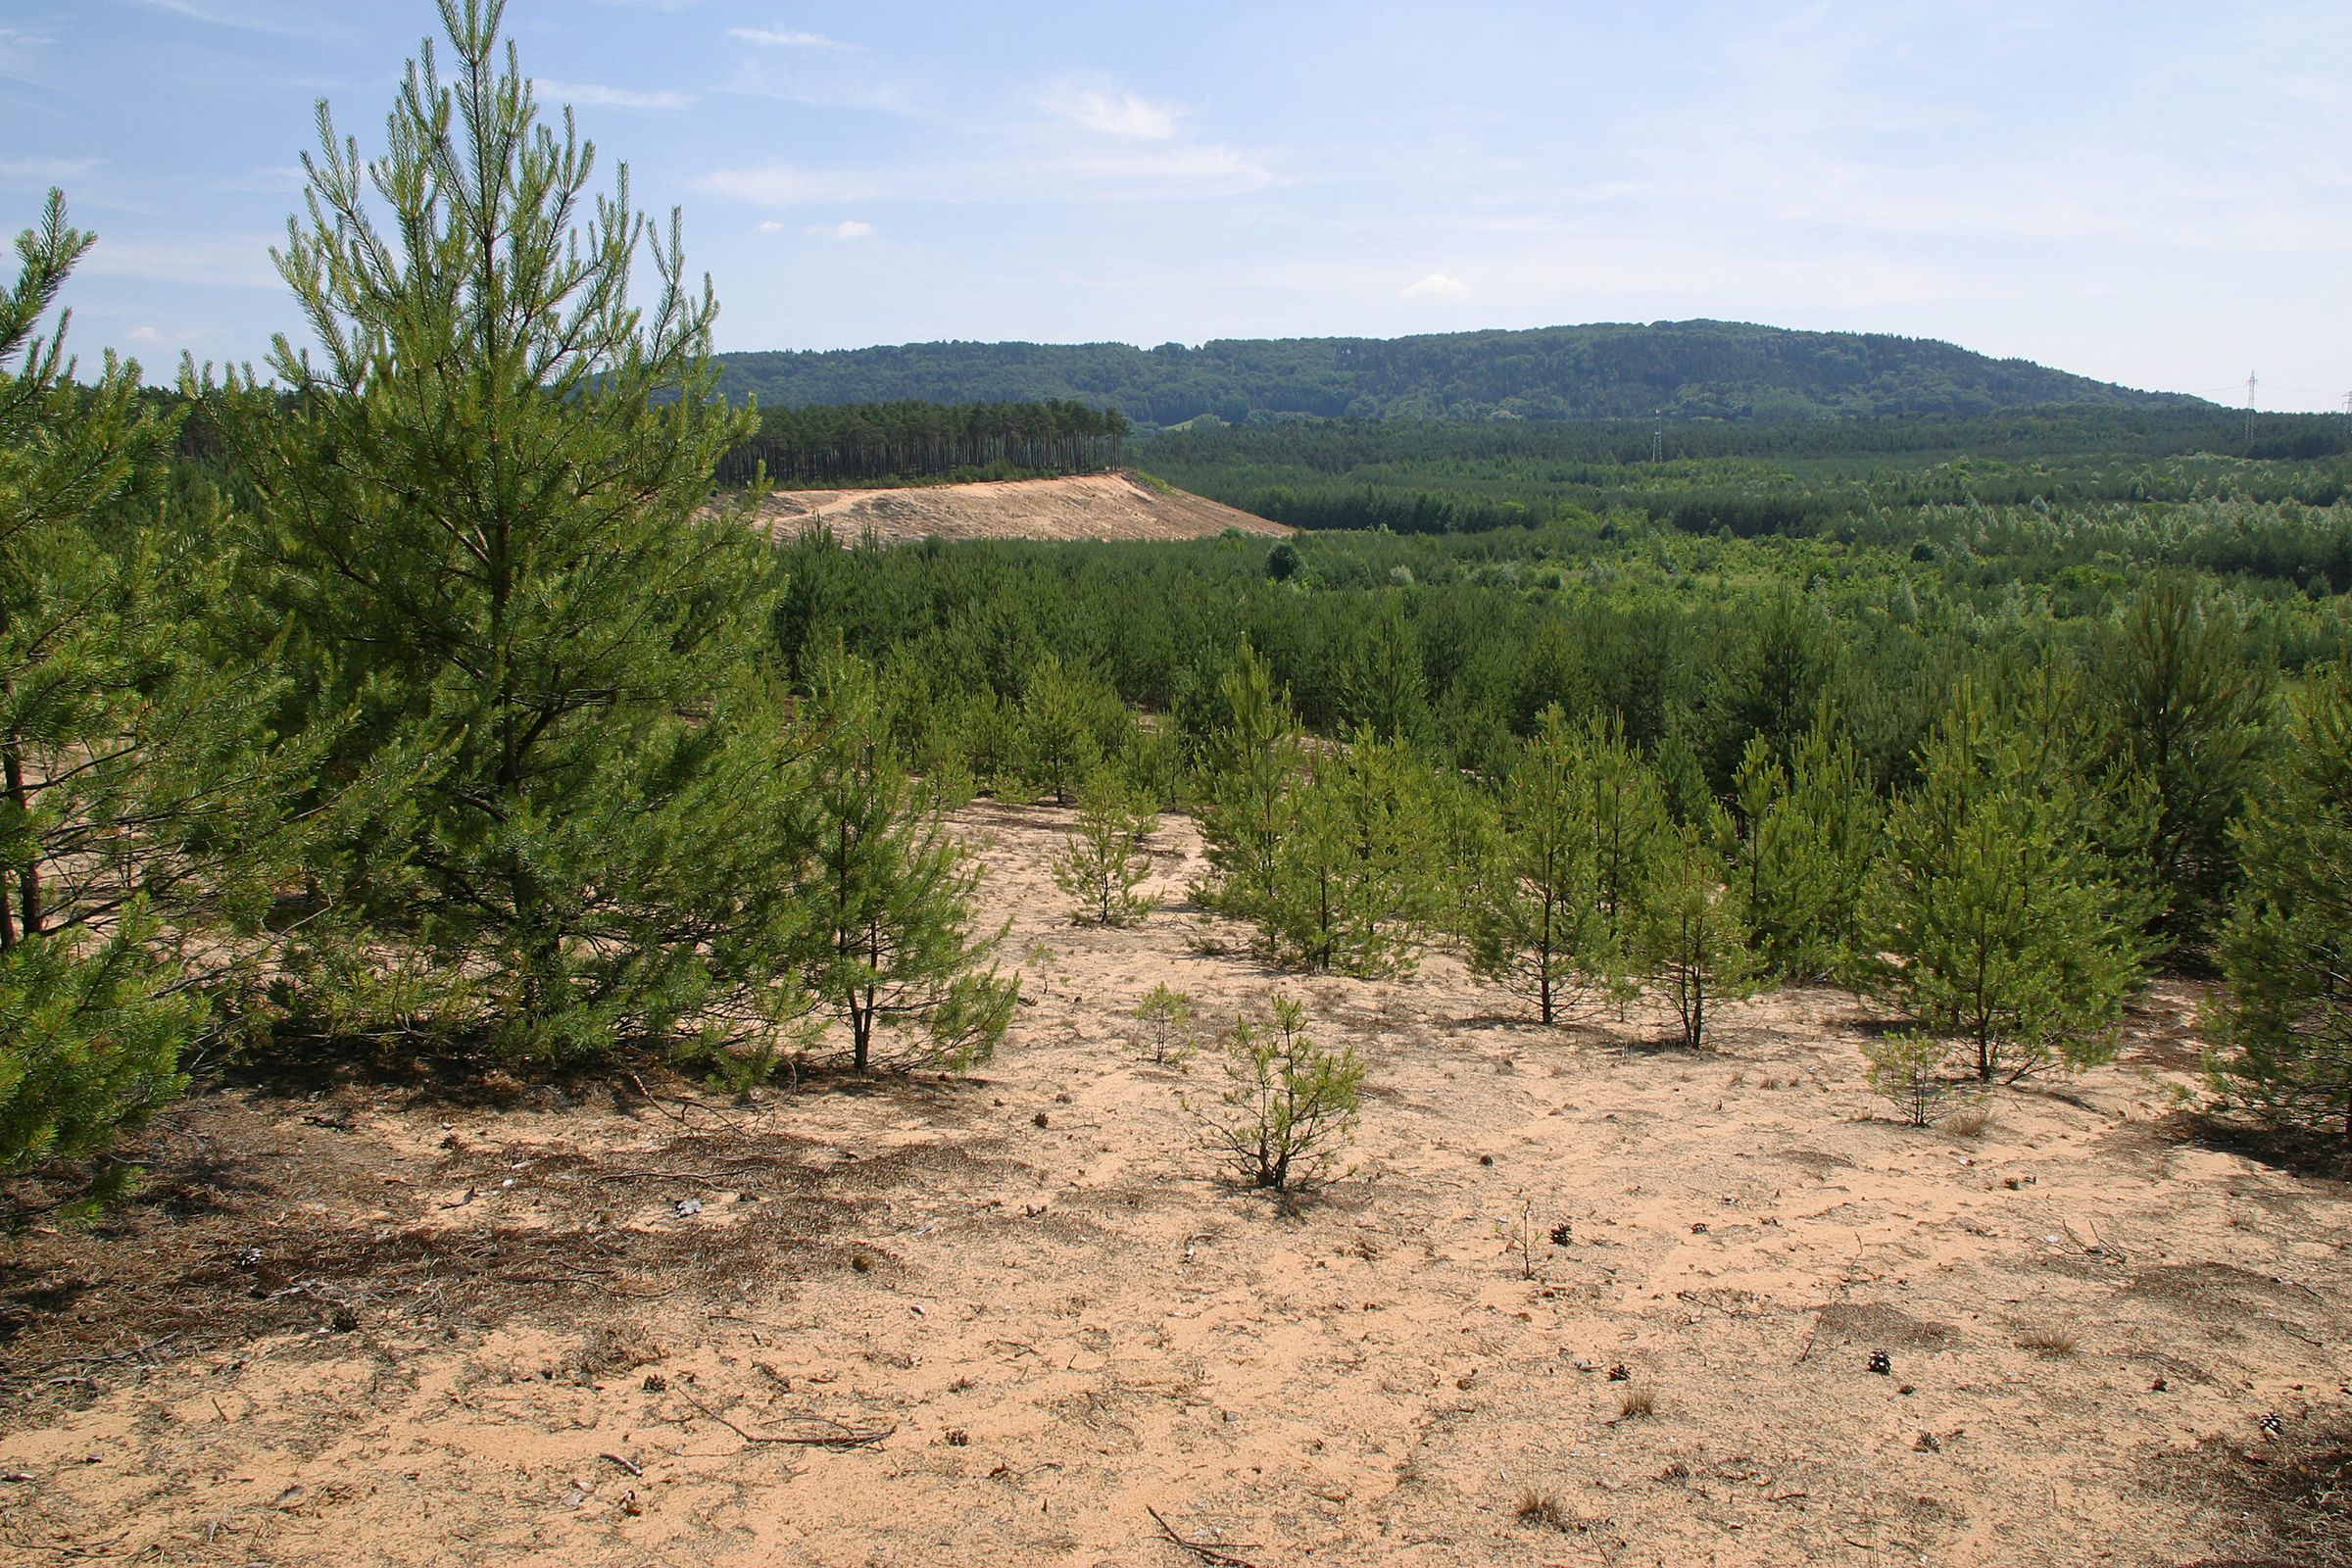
[0,804,2343,1566]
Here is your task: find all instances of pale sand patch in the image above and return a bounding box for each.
[743,472,1289,547]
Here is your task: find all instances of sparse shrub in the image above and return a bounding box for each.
[1051,766,1160,926]
[1129,984,1198,1066]
[1863,1032,1956,1127]
[1502,1195,1542,1279]
[1615,1383,1657,1421]
[1193,995,1363,1193]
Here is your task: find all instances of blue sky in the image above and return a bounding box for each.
[4,0,2348,411]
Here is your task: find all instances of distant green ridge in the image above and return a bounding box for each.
[714,319,2200,428]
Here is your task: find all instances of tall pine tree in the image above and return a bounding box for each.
[202,0,806,1059]
[1468,706,1610,1025]
[1867,685,2148,1083]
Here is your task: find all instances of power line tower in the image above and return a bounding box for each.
[2341,390,2351,440]
[2244,372,2258,443]
[1651,412,1664,465]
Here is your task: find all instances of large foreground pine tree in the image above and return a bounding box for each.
[201,0,808,1059]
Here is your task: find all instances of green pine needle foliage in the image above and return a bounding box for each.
[1865,681,2151,1083]
[804,653,1017,1074]
[1272,729,1428,977]
[1726,714,1881,984]
[1194,641,1304,956]
[3,190,301,1188]
[1632,816,1759,1053]
[198,0,809,1061]
[2207,663,2352,1140]
[1467,706,1615,1025]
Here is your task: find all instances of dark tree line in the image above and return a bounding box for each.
[713,399,1129,488]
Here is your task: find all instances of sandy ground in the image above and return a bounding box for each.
[744,473,1290,547]
[1,804,2346,1567]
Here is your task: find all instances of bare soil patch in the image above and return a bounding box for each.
[2,805,2347,1566]
[744,473,1289,547]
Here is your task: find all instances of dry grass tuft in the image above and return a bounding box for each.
[1516,1485,1574,1531]
[1944,1099,1993,1137]
[1616,1383,1657,1421]
[2017,1324,2080,1356]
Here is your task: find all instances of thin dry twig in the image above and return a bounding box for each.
[1146,1504,1264,1567]
[591,1169,731,1188]
[625,1073,747,1132]
[1794,1235,1865,1365]
[674,1386,894,1449]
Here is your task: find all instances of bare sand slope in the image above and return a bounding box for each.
[745,473,1290,547]
[1,805,2346,1567]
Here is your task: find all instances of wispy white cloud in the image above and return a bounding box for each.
[216,164,307,195]
[809,220,874,240]
[1040,84,1180,140]
[692,164,872,207]
[0,155,104,186]
[1402,272,1469,299]
[532,76,698,111]
[79,232,281,289]
[119,0,325,38]
[728,25,850,49]
[723,39,924,119]
[0,24,52,80]
[1054,142,1277,195]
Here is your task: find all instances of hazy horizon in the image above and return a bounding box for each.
[5,0,2345,413]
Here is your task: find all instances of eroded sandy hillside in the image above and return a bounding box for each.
[0,805,2345,1567]
[743,473,1290,547]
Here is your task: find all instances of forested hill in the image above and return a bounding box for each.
[713,319,2198,427]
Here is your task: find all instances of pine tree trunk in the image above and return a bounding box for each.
[4,737,37,943]
[1537,887,1556,1025]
